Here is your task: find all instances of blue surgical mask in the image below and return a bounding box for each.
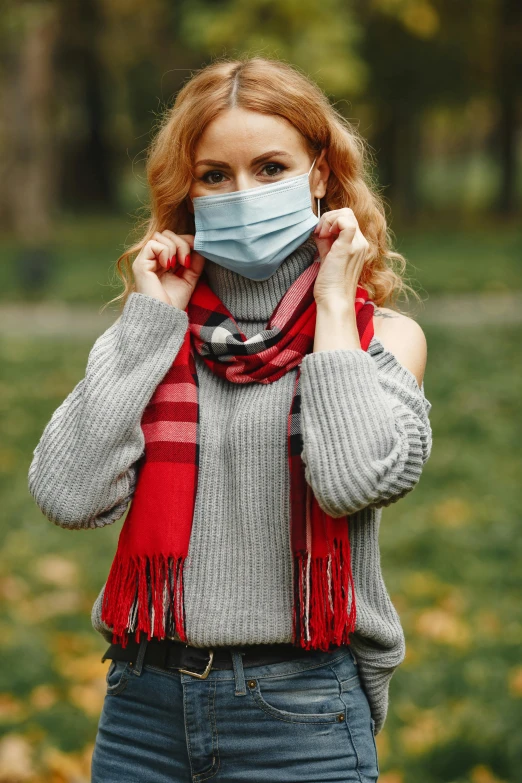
[193,158,320,281]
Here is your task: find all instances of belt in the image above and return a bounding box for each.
[101,635,344,680]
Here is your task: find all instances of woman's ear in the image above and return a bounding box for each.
[313,149,330,200]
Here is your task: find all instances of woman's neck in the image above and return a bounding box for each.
[202,237,317,323]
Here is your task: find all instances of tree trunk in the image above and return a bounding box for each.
[0,4,59,240]
[56,0,115,210]
[495,0,522,215]
[374,105,421,225]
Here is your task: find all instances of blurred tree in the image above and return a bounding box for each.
[365,0,521,219]
[181,0,368,97]
[0,2,59,294]
[94,0,200,204]
[180,0,521,222]
[54,0,115,211]
[0,2,58,238]
[0,0,517,237]
[357,0,477,223]
[494,0,522,215]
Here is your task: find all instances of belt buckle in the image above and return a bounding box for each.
[178,648,214,679]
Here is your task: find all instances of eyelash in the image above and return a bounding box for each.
[201,162,287,185]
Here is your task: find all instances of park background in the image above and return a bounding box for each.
[1,0,521,781]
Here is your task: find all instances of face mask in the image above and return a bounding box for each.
[192,158,320,281]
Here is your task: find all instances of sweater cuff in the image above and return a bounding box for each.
[300,348,380,395]
[118,292,189,356]
[299,348,395,453]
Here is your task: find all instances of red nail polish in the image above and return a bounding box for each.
[184,254,191,267]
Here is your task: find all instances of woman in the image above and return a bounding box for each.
[28,56,432,782]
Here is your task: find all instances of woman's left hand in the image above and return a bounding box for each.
[312,208,370,308]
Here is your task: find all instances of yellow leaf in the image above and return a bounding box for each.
[378,773,404,783]
[29,684,59,711]
[400,708,450,755]
[0,694,27,722]
[35,556,79,588]
[415,608,471,648]
[432,497,473,528]
[58,654,107,683]
[68,683,105,717]
[0,734,34,780]
[508,666,522,698]
[470,765,507,783]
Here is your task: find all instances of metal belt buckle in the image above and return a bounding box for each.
[178,649,214,679]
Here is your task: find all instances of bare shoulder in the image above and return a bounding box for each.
[372,306,427,388]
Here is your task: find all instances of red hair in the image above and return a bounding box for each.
[105,56,420,313]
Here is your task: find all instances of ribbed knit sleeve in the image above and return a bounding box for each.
[27,292,189,530]
[299,336,432,517]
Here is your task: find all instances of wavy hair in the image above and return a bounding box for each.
[104,55,421,315]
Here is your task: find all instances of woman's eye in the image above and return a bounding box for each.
[262,163,285,177]
[202,171,226,184]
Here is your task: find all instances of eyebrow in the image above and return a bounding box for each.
[194,150,294,168]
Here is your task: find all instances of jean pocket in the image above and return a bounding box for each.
[105,659,132,696]
[339,676,379,782]
[246,656,349,724]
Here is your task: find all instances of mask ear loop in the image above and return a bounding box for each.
[308,157,321,219]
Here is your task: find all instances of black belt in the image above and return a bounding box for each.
[101,635,344,679]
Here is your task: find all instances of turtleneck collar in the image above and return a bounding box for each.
[201,237,318,322]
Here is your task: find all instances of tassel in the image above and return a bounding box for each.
[292,537,356,651]
[101,552,187,648]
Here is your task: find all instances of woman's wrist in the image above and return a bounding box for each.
[313,296,361,352]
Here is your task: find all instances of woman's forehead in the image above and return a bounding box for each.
[194,108,308,161]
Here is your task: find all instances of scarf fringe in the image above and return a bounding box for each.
[292,537,356,651]
[100,553,187,649]
[101,541,356,652]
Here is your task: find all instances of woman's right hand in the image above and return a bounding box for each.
[132,230,206,311]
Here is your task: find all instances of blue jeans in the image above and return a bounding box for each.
[91,640,379,782]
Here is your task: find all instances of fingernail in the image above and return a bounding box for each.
[184,254,191,267]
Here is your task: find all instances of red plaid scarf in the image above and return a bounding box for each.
[101,252,375,651]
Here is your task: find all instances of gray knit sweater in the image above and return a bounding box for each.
[28,237,432,734]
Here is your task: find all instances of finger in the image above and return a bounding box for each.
[175,234,196,268]
[313,214,333,236]
[314,212,340,238]
[152,232,177,267]
[313,209,346,233]
[162,230,195,248]
[178,234,195,247]
[325,215,358,241]
[173,249,206,282]
[186,249,205,275]
[175,238,193,268]
[161,231,195,268]
[150,240,173,268]
[160,231,193,269]
[313,235,335,261]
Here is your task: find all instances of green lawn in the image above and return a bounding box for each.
[1,317,521,781]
